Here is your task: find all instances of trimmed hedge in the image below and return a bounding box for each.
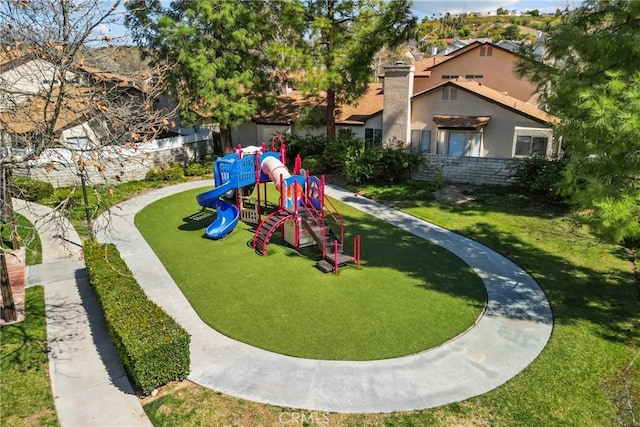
[83,242,190,395]
[11,177,54,202]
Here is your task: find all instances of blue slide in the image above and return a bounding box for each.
[196,182,241,239]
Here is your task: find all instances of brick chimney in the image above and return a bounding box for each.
[382,63,414,146]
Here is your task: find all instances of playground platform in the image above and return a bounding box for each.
[95,180,553,413]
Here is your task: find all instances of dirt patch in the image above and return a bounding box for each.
[140,380,192,405]
[433,184,476,205]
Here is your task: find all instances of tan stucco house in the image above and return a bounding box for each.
[235,41,559,185]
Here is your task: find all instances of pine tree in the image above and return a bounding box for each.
[519,0,640,296]
[298,0,415,141]
[127,0,293,153]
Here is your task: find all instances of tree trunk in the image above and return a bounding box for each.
[1,251,16,323]
[79,165,94,241]
[1,166,20,249]
[220,127,233,154]
[326,88,336,142]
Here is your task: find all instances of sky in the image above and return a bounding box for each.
[411,0,578,18]
[95,0,581,45]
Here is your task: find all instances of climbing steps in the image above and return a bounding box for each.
[252,210,293,256]
[298,211,354,273]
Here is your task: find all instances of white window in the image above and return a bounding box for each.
[480,46,493,57]
[442,87,458,100]
[364,128,382,148]
[437,130,482,156]
[515,135,548,157]
[512,127,553,158]
[410,130,431,154]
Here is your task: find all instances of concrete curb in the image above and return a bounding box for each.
[15,199,152,427]
[95,181,553,413]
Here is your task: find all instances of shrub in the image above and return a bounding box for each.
[283,134,326,161]
[184,162,208,177]
[50,188,83,210]
[84,242,190,395]
[145,164,185,182]
[343,147,377,185]
[322,129,364,173]
[512,157,568,201]
[343,142,424,185]
[10,177,54,202]
[301,156,322,174]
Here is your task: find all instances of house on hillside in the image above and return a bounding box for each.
[0,49,212,187]
[234,41,559,185]
[410,41,539,103]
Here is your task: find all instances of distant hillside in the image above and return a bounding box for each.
[78,45,152,75]
[416,13,560,52]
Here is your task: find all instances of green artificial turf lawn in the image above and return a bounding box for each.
[135,186,486,360]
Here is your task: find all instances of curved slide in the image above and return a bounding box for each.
[196,154,293,240]
[196,182,240,239]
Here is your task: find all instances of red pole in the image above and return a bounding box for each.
[280,143,287,167]
[334,239,339,275]
[320,175,326,218]
[255,151,262,220]
[305,170,310,200]
[294,154,302,175]
[279,175,284,210]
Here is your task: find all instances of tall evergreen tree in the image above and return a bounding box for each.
[518,0,640,295]
[127,0,297,153]
[299,0,416,141]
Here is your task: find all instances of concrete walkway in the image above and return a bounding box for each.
[15,200,151,427]
[95,181,553,413]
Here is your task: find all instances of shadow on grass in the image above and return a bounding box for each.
[453,221,638,344]
[174,187,638,344]
[179,210,216,231]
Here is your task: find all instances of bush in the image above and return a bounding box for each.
[301,156,322,174]
[183,162,208,177]
[145,164,185,182]
[283,134,326,162]
[512,157,568,201]
[322,129,364,173]
[84,242,190,395]
[343,142,424,185]
[50,188,84,211]
[10,177,54,202]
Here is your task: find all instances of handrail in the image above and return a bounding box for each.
[353,235,361,269]
[299,197,327,259]
[320,178,345,252]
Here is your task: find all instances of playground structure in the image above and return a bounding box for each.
[196,136,361,273]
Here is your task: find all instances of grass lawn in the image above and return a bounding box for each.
[142,185,639,426]
[2,213,43,265]
[135,186,486,360]
[0,287,59,426]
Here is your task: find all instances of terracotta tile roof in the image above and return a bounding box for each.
[433,115,491,128]
[255,83,383,125]
[254,90,319,124]
[74,63,148,92]
[416,80,559,125]
[393,41,524,79]
[335,83,383,124]
[0,48,146,92]
[0,86,94,134]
